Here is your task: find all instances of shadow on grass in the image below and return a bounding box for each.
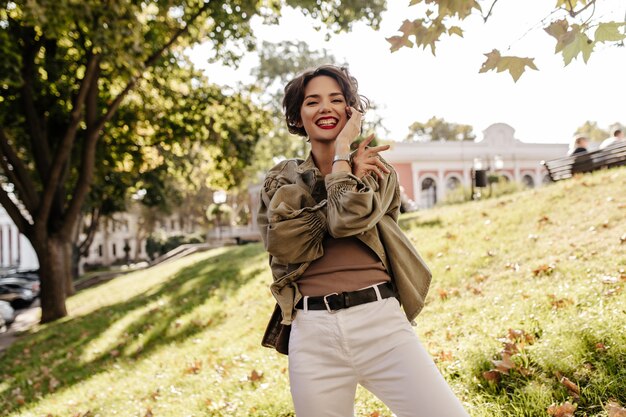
[0,244,267,414]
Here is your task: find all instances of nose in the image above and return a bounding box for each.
[318,99,332,113]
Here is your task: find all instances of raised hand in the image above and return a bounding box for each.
[335,106,363,151]
[351,134,391,180]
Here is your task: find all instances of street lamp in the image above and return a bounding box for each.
[471,155,503,200]
[212,190,227,241]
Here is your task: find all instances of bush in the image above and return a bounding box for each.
[146,231,206,259]
[443,180,524,206]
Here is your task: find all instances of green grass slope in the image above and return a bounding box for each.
[1,167,625,417]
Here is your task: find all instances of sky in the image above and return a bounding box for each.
[189,1,626,144]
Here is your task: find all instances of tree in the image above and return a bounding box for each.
[0,0,386,322]
[387,0,626,81]
[405,116,475,142]
[574,120,611,142]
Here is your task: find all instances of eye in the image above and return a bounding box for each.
[332,99,344,103]
[306,101,318,106]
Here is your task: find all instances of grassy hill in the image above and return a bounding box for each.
[1,167,625,417]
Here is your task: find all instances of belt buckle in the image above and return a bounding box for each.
[323,292,339,313]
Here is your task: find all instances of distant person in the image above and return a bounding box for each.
[599,129,625,150]
[569,136,589,155]
[257,64,469,417]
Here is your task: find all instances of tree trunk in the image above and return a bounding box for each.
[36,236,70,323]
[64,240,75,296]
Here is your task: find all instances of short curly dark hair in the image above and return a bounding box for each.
[282,65,369,137]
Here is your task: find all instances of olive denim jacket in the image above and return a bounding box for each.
[257,154,432,353]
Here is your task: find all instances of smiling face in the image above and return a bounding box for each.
[299,75,348,144]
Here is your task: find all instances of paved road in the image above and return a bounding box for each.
[0,299,40,353]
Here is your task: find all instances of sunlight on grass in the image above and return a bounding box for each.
[1,168,625,416]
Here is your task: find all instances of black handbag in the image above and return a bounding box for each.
[261,303,291,355]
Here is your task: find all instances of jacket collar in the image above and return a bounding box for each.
[295,152,320,174]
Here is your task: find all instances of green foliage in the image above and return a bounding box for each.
[443,179,523,205]
[0,0,386,320]
[574,120,623,143]
[388,0,626,81]
[405,116,475,142]
[145,231,205,259]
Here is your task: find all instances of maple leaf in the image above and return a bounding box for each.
[607,401,626,417]
[533,264,555,277]
[479,49,501,72]
[595,22,626,42]
[483,370,500,382]
[448,26,463,37]
[185,360,202,374]
[493,353,516,374]
[548,402,577,417]
[249,370,264,382]
[479,49,538,81]
[435,350,454,362]
[386,35,413,52]
[497,56,539,81]
[562,28,594,65]
[545,19,576,52]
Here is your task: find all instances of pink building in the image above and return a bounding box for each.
[384,123,568,208]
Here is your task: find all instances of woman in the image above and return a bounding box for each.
[257,65,469,417]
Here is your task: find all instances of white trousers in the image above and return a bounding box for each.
[288,297,469,417]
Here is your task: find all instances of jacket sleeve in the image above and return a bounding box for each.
[325,159,400,238]
[257,166,328,264]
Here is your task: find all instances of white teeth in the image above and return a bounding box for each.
[317,119,337,126]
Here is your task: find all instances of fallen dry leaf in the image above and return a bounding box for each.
[547,401,577,417]
[483,370,500,382]
[607,401,626,417]
[249,370,264,382]
[595,343,608,351]
[474,273,488,282]
[185,360,202,374]
[533,264,555,277]
[492,353,516,374]
[435,350,454,362]
[559,376,580,398]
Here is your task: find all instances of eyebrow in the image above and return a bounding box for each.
[304,92,345,100]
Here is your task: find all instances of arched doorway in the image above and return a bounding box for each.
[421,178,437,208]
[522,174,535,188]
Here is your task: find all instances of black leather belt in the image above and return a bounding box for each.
[295,282,396,313]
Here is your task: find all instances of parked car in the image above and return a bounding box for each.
[1,268,40,282]
[0,276,40,309]
[0,300,15,330]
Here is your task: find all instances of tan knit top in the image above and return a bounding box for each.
[297,236,391,297]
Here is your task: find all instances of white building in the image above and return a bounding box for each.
[385,123,569,208]
[0,206,39,270]
[79,208,201,272]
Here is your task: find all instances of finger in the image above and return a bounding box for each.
[359,134,375,150]
[374,159,391,174]
[361,163,382,177]
[347,106,362,121]
[366,144,390,153]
